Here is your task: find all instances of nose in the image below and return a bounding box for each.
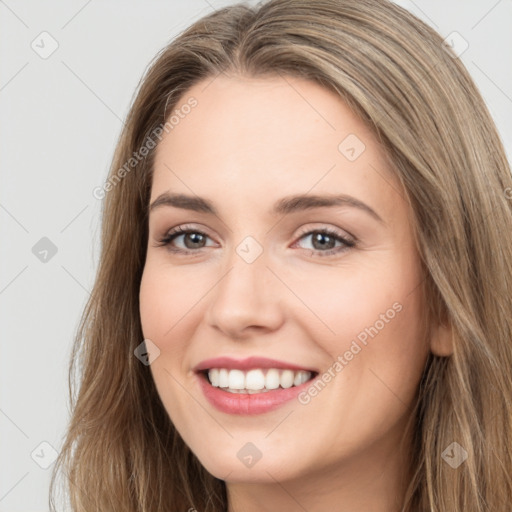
[203,246,285,340]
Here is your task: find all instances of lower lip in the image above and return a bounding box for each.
[196,372,314,415]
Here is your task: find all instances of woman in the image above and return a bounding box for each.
[50,0,512,510]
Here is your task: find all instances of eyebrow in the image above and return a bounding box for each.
[149,192,384,223]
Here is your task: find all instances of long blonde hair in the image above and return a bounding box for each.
[50,0,512,510]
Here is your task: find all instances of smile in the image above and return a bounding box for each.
[194,357,319,415]
[206,368,313,393]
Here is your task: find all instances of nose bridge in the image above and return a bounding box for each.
[218,238,272,309]
[205,236,284,335]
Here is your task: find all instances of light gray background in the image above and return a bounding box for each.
[1,1,511,510]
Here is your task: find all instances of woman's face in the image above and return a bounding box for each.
[139,73,431,484]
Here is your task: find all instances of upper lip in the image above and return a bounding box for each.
[193,356,318,373]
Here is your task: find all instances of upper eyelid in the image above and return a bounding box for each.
[158,224,355,248]
[162,224,216,241]
[159,223,353,239]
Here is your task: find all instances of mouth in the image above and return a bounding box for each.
[193,357,319,415]
[199,367,318,394]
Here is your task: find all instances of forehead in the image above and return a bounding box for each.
[151,73,400,218]
[154,73,374,167]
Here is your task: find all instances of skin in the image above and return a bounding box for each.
[139,73,452,512]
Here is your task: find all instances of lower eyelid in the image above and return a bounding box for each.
[157,229,355,258]
[159,230,214,249]
[293,239,354,257]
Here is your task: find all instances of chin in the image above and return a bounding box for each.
[195,448,301,483]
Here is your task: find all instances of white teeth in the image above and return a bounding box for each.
[209,368,219,387]
[265,368,280,389]
[246,369,266,390]
[280,369,294,388]
[219,369,229,388]
[228,369,245,390]
[206,368,313,393]
[294,370,310,386]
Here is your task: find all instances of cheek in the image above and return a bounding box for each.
[291,249,427,403]
[287,263,427,459]
[139,260,212,395]
[287,255,422,349]
[139,263,200,425]
[139,260,205,343]
[138,271,159,341]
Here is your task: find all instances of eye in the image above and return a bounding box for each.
[293,228,355,257]
[154,225,215,254]
[154,225,356,257]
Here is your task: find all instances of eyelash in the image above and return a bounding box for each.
[155,224,356,258]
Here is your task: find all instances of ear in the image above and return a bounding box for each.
[429,320,454,357]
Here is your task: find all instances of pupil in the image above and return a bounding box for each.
[313,232,335,250]
[186,233,204,248]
